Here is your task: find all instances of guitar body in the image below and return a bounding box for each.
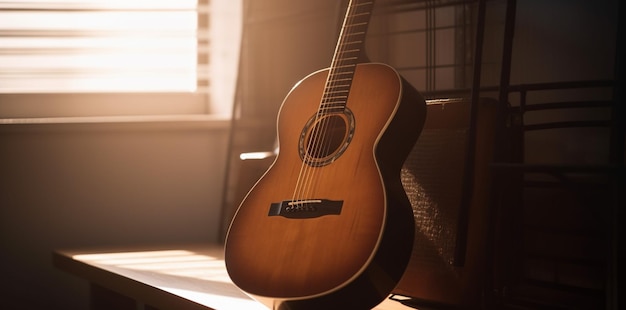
[225,63,426,309]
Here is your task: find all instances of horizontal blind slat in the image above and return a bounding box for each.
[0,1,205,93]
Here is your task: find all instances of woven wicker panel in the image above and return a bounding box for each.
[401,127,468,268]
[394,98,503,305]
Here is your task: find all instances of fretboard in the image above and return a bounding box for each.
[319,0,375,114]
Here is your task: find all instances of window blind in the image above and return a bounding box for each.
[0,0,206,93]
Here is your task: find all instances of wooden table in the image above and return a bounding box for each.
[53,244,415,310]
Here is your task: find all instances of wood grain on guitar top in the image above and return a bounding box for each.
[225,63,425,308]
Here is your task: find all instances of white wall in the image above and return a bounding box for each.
[0,120,229,309]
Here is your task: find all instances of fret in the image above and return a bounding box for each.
[325,82,350,87]
[319,109,346,113]
[321,102,348,108]
[325,84,351,90]
[330,64,357,70]
[325,80,351,85]
[343,22,369,28]
[322,101,348,106]
[351,1,374,8]
[323,97,348,102]
[328,73,353,80]
[323,97,349,103]
[324,89,350,94]
[331,68,356,73]
[329,71,354,80]
[339,41,363,46]
[319,107,346,112]
[336,47,360,53]
[323,96,349,102]
[324,91,348,94]
[321,97,348,103]
[334,55,359,60]
[320,102,348,108]
[324,90,350,97]
[330,70,355,75]
[326,78,353,83]
[330,63,355,69]
[348,11,372,17]
[326,84,352,90]
[323,91,350,97]
[320,102,347,107]
[342,31,366,38]
[327,74,354,80]
[335,56,359,62]
[333,62,357,67]
[322,94,349,100]
[337,49,361,54]
[317,107,347,114]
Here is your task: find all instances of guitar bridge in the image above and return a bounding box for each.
[268,199,343,219]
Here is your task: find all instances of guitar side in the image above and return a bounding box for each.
[225,63,426,309]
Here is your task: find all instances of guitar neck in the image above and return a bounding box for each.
[321,0,375,113]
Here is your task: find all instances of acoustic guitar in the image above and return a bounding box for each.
[225,0,426,308]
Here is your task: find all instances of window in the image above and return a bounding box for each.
[367,1,475,93]
[367,0,506,96]
[0,0,241,119]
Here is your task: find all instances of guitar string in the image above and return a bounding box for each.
[290,0,355,205]
[294,0,370,205]
[292,0,372,206]
[297,0,360,204]
[312,0,374,198]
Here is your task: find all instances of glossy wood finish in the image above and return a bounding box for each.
[225,63,426,309]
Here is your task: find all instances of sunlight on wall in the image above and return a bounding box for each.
[209,0,242,116]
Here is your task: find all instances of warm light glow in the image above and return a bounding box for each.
[0,1,198,93]
[72,248,270,309]
[73,250,231,282]
[164,287,269,310]
[239,152,276,160]
[1,0,197,10]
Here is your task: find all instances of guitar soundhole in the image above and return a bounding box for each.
[299,109,355,167]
